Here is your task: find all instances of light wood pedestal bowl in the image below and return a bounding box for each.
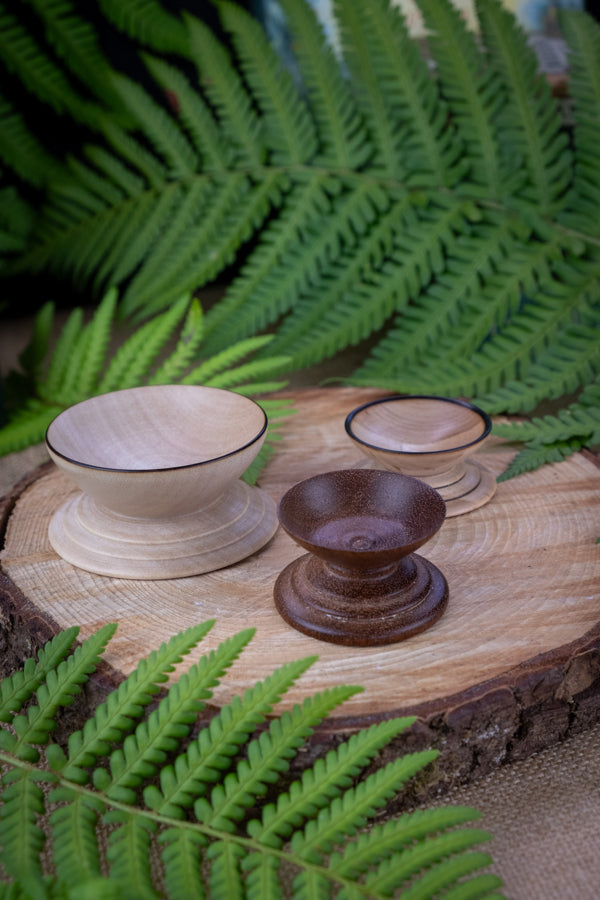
[45,385,278,579]
[345,394,496,517]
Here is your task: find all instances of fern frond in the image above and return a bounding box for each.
[202,176,390,354]
[0,2,103,127]
[21,0,129,124]
[145,655,318,819]
[219,1,318,166]
[336,0,461,187]
[0,626,79,724]
[197,686,361,833]
[96,629,255,805]
[142,54,232,172]
[557,10,600,236]
[104,809,157,898]
[56,620,216,783]
[0,622,500,898]
[96,294,189,392]
[277,0,370,169]
[159,827,208,900]
[122,172,284,319]
[55,286,118,404]
[0,400,62,455]
[110,72,198,178]
[0,91,62,187]
[493,378,600,481]
[5,624,116,764]
[186,13,264,168]
[277,194,469,370]
[291,749,439,863]
[475,0,571,215]
[0,769,46,887]
[97,0,189,54]
[249,717,419,849]
[49,788,105,886]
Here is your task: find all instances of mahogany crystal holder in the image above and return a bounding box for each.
[45,385,278,579]
[345,395,496,517]
[274,469,448,646]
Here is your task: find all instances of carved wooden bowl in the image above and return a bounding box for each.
[45,385,278,579]
[345,395,496,516]
[274,469,448,645]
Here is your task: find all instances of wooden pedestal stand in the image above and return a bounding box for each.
[1,387,600,804]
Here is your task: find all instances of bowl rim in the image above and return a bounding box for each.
[278,467,446,549]
[344,394,492,456]
[45,385,268,474]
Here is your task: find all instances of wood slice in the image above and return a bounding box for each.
[2,387,600,801]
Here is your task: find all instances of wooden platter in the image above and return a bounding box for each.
[2,387,600,798]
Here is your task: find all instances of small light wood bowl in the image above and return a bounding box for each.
[345,395,496,517]
[274,469,448,646]
[45,385,278,579]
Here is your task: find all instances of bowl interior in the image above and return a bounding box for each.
[346,395,491,455]
[46,385,267,471]
[278,469,445,553]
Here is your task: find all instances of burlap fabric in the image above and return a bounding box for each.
[1,444,599,899]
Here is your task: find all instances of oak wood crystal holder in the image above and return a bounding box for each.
[345,394,496,517]
[274,469,449,645]
[45,385,278,579]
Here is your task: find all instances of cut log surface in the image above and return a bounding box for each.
[2,387,600,793]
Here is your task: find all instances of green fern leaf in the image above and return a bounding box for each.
[395,850,500,900]
[142,54,232,172]
[249,717,419,849]
[418,0,518,198]
[219,1,318,166]
[330,806,485,878]
[197,686,361,833]
[9,624,116,763]
[49,789,105,886]
[206,840,245,900]
[0,2,102,126]
[0,91,62,188]
[97,0,189,54]
[96,294,189,393]
[475,0,571,215]
[0,769,46,888]
[104,810,158,899]
[145,655,318,819]
[336,0,461,186]
[498,440,582,482]
[557,10,600,236]
[159,828,208,900]
[148,298,204,385]
[0,622,500,898]
[277,0,371,169]
[98,629,255,804]
[110,72,198,178]
[58,621,216,783]
[202,176,392,354]
[21,0,129,124]
[291,749,439,863]
[362,828,492,894]
[186,14,264,168]
[0,627,79,724]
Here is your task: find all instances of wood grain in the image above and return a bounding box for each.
[2,387,600,796]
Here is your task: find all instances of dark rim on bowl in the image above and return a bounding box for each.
[45,385,268,474]
[344,394,492,456]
